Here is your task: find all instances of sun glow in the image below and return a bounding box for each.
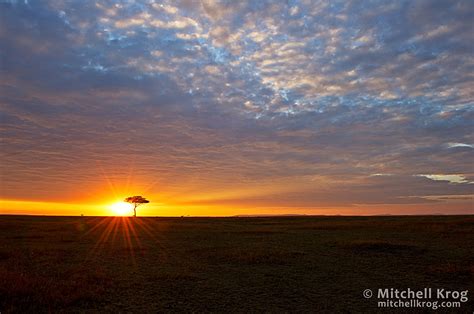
[110,202,133,216]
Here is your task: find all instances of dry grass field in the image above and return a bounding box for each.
[0,215,473,312]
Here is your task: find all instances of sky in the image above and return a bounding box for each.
[0,0,473,216]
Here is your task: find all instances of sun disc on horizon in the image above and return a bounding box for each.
[110,202,133,216]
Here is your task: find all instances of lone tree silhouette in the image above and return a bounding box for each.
[124,196,150,217]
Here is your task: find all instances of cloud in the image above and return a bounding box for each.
[446,142,473,149]
[416,174,472,184]
[0,0,473,214]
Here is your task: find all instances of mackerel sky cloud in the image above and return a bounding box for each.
[0,0,473,215]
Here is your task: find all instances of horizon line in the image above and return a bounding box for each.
[1,213,472,218]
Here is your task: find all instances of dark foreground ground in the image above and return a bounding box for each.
[0,215,473,313]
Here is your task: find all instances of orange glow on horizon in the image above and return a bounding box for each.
[1,198,472,217]
[2,158,471,217]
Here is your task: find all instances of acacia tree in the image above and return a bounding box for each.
[124,196,150,217]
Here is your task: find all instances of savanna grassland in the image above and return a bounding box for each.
[0,215,473,313]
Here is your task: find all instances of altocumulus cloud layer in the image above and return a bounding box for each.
[0,0,473,214]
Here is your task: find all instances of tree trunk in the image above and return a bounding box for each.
[133,204,137,217]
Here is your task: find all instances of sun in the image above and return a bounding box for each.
[110,202,133,216]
